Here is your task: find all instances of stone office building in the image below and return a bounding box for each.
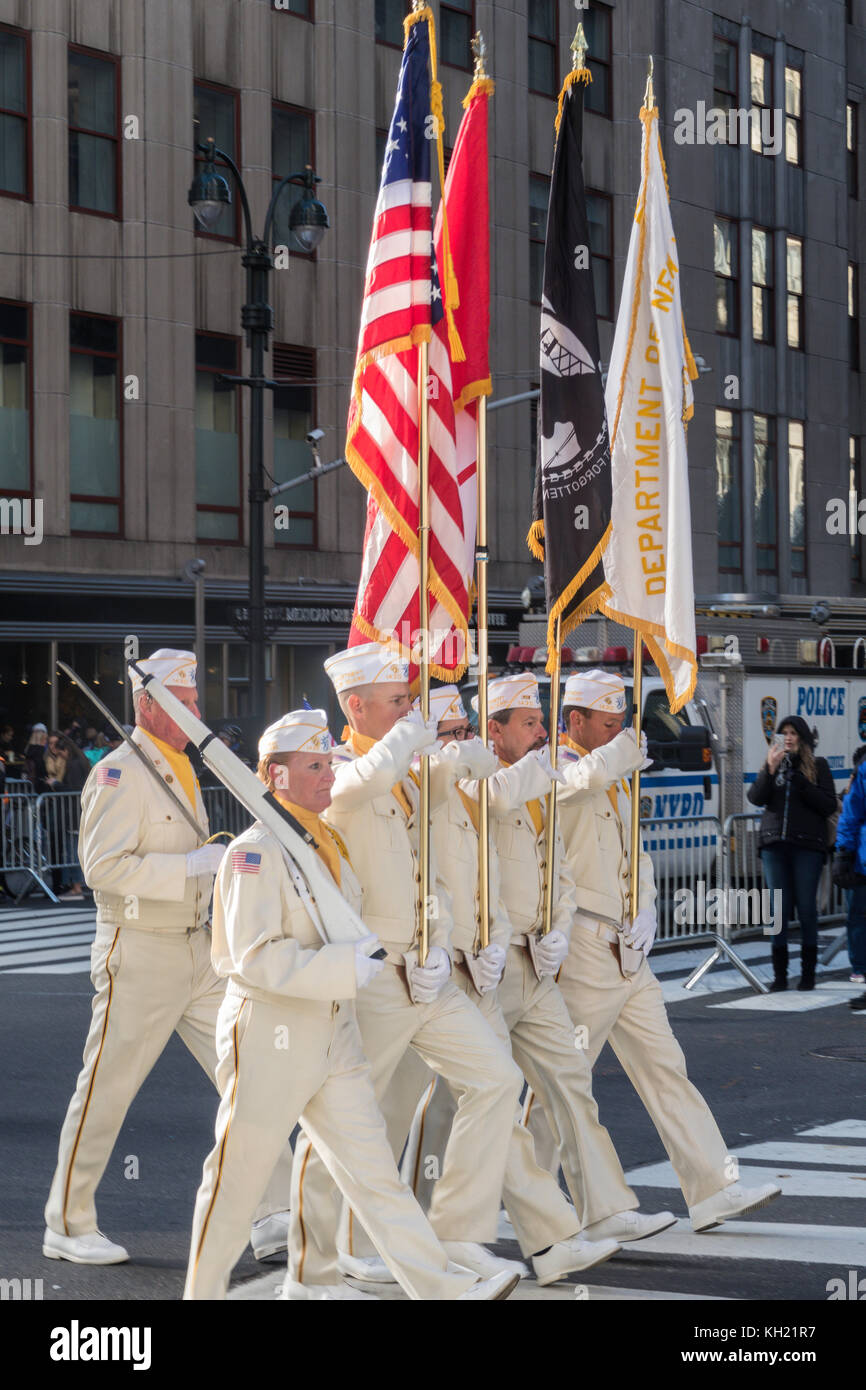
[0,0,863,732]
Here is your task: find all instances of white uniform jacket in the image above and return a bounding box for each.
[210,822,358,1007]
[324,741,454,959]
[78,729,210,933]
[480,757,576,940]
[431,782,512,958]
[557,742,656,927]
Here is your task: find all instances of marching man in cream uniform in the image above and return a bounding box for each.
[184,709,516,1301]
[289,642,527,1287]
[528,668,781,1234]
[470,673,675,1246]
[44,650,291,1266]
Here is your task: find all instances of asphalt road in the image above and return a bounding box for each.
[1,902,864,1307]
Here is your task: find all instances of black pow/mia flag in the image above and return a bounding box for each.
[527,72,612,670]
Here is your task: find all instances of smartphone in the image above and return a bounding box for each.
[772,733,785,749]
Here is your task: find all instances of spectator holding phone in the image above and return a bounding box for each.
[748,716,836,992]
[833,744,866,1011]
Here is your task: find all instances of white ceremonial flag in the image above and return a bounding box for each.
[601,103,699,713]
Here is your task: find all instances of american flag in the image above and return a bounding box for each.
[96,765,122,787]
[231,850,262,876]
[346,9,469,679]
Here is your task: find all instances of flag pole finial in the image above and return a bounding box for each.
[471,29,488,79]
[571,21,588,72]
[644,54,655,110]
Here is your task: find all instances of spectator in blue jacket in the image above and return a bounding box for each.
[833,745,866,1011]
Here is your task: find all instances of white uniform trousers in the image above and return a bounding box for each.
[45,924,291,1237]
[526,927,733,1208]
[185,989,478,1300]
[374,948,636,1246]
[289,963,523,1282]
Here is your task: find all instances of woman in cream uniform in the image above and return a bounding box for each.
[183,709,516,1302]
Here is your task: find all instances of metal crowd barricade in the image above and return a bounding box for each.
[201,785,253,841]
[1,791,57,903]
[640,815,723,944]
[724,811,847,938]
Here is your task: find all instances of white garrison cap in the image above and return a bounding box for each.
[429,685,467,724]
[472,672,541,716]
[259,709,333,758]
[563,668,627,713]
[324,641,409,694]
[129,648,197,693]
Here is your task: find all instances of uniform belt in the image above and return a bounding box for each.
[575,915,621,945]
[509,934,532,949]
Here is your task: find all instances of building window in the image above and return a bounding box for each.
[68,47,119,217]
[752,227,773,343]
[528,0,557,98]
[272,104,313,253]
[272,0,311,16]
[784,65,802,166]
[0,300,30,496]
[848,103,858,198]
[0,24,29,199]
[530,384,539,502]
[786,236,803,350]
[583,4,612,118]
[375,0,407,48]
[788,421,805,580]
[196,333,241,543]
[441,1,474,70]
[193,81,239,241]
[586,190,612,320]
[714,217,738,336]
[851,436,862,582]
[754,414,777,575]
[273,344,316,549]
[715,408,741,576]
[749,51,772,155]
[69,313,121,536]
[529,173,549,305]
[851,263,861,372]
[713,34,737,133]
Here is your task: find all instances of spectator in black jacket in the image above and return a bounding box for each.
[748,715,836,991]
[52,737,90,901]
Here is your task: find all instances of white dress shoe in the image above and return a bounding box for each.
[582,1209,677,1244]
[43,1227,129,1265]
[532,1235,619,1287]
[441,1240,528,1280]
[250,1210,291,1261]
[279,1278,379,1301]
[337,1251,397,1284]
[690,1181,781,1233]
[457,1269,520,1301]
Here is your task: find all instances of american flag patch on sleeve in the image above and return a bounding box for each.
[231,850,262,875]
[96,766,122,787]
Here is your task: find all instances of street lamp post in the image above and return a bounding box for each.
[188,139,329,724]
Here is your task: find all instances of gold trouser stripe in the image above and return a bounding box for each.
[347,1206,354,1256]
[523,1088,537,1126]
[189,997,248,1291]
[411,1078,438,1196]
[62,927,121,1235]
[295,1141,313,1285]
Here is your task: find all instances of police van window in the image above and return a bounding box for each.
[642,688,689,742]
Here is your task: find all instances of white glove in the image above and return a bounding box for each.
[185,844,226,878]
[473,941,506,993]
[435,737,498,780]
[628,907,657,956]
[354,937,385,991]
[618,727,653,772]
[409,945,451,1003]
[382,710,441,765]
[532,746,567,785]
[533,928,569,977]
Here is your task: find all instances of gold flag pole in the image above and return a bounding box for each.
[418,334,432,966]
[541,615,562,935]
[471,30,491,953]
[628,56,654,928]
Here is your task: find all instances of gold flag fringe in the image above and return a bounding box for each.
[555,66,592,136]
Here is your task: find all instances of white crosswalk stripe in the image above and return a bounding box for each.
[0,905,95,973]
